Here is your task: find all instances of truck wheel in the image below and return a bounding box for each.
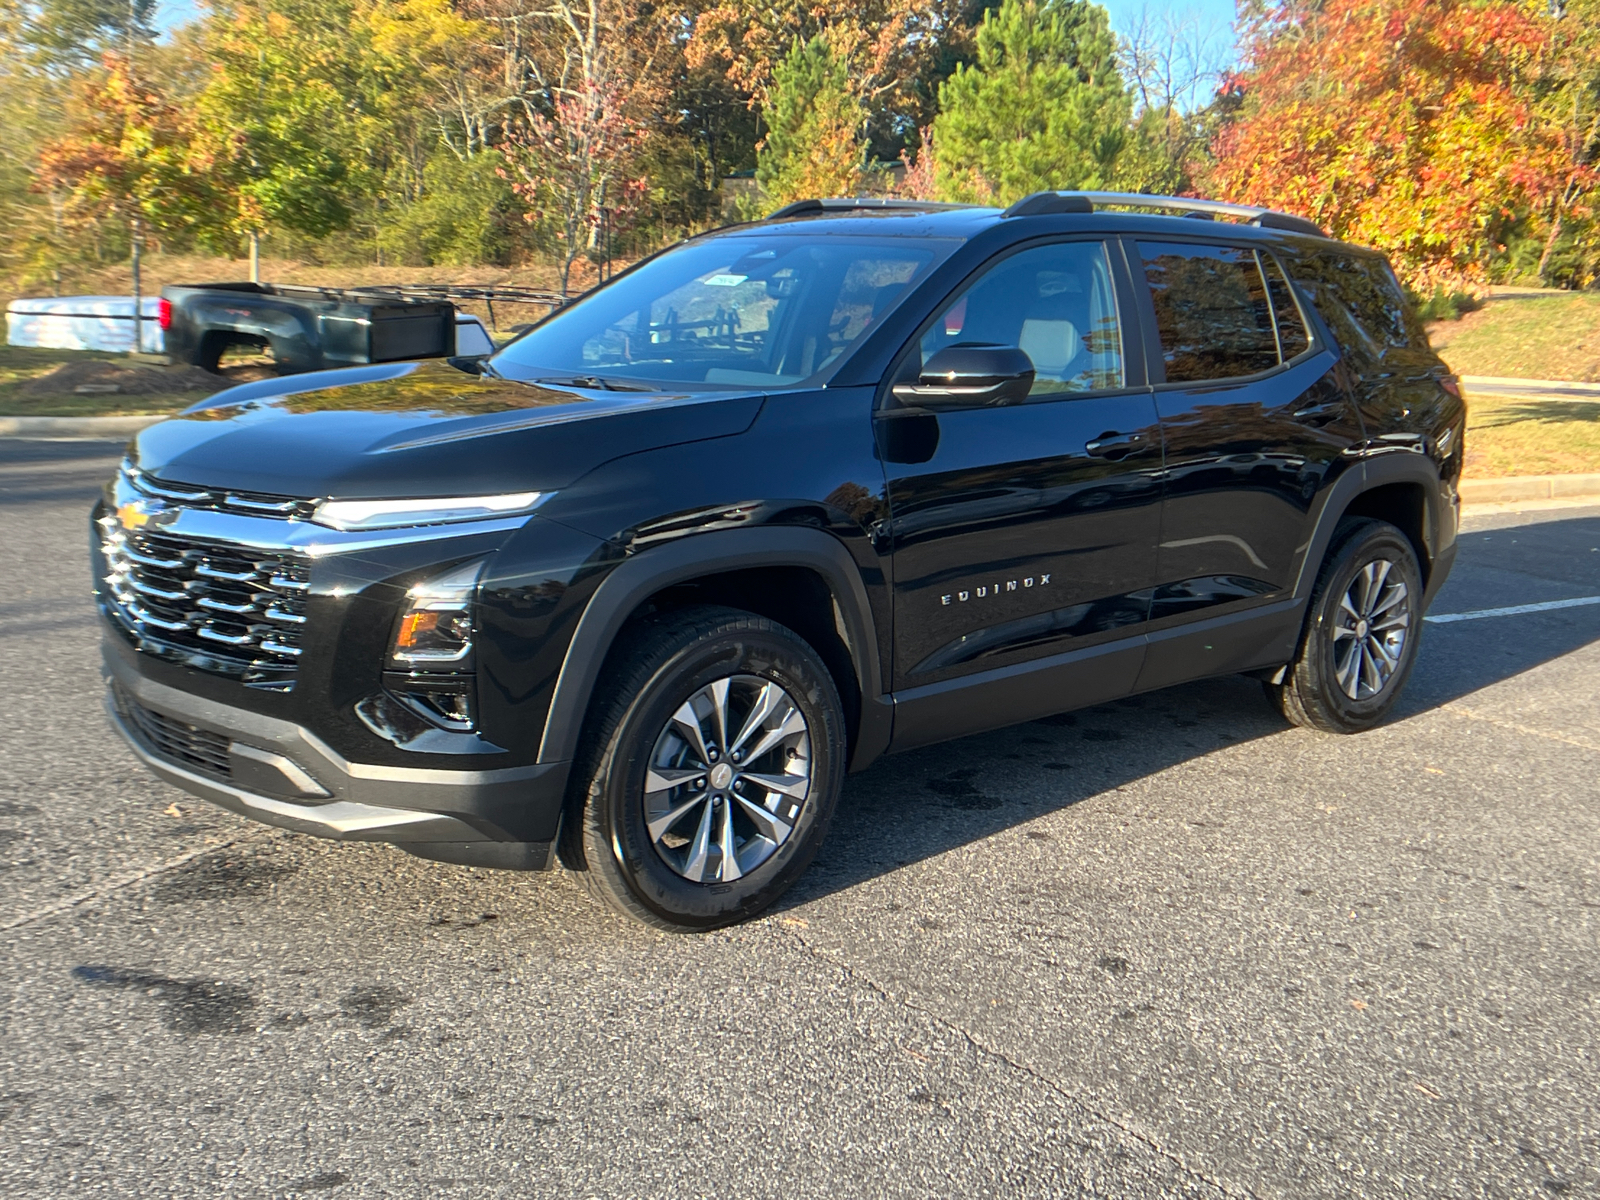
[563,606,846,931]
[1266,517,1424,734]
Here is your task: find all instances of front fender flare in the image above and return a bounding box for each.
[537,526,890,772]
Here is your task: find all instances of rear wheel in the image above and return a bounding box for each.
[1266,517,1424,733]
[562,606,846,931]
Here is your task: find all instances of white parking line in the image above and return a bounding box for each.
[1425,596,1600,624]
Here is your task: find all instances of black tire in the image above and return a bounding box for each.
[1266,517,1424,734]
[560,605,846,931]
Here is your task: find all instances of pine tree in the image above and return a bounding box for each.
[930,0,1130,205]
[755,36,866,212]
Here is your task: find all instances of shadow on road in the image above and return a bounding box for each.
[793,510,1600,908]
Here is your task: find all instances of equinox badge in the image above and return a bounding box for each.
[942,574,1051,605]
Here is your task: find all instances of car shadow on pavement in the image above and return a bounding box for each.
[790,674,1293,909]
[790,512,1600,909]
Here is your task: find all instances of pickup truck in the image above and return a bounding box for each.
[158,282,564,374]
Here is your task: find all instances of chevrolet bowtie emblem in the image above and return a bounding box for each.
[116,498,163,531]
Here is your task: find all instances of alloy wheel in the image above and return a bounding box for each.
[1332,557,1412,701]
[642,674,812,884]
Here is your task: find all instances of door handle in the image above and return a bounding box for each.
[1292,400,1345,427]
[1084,431,1147,459]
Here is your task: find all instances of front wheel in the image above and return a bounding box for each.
[1266,517,1424,734]
[562,606,846,931]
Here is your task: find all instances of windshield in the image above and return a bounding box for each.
[492,234,955,389]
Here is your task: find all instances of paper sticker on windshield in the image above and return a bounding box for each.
[703,273,748,287]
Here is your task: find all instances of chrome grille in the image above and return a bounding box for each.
[112,683,233,780]
[98,516,311,684]
[120,461,317,521]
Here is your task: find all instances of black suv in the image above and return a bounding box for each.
[94,192,1464,929]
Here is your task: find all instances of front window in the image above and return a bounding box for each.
[493,234,954,389]
[916,241,1125,397]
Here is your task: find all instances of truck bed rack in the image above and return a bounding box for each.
[257,283,570,309]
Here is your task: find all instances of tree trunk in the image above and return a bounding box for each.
[129,216,143,356]
[1537,209,1565,286]
[249,230,261,283]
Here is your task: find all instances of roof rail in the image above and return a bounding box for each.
[765,197,976,219]
[1002,190,1327,238]
[1001,193,1093,217]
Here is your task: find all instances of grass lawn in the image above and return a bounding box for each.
[1428,293,1600,476]
[1429,291,1600,381]
[1463,391,1600,478]
[0,344,113,388]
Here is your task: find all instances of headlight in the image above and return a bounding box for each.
[312,492,545,531]
[391,558,486,666]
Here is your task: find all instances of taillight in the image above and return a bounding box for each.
[157,297,172,330]
[1439,374,1461,399]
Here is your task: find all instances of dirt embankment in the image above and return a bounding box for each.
[19,360,226,398]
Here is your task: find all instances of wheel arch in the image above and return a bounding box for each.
[537,527,890,773]
[196,329,272,374]
[1293,454,1451,607]
[1341,480,1429,582]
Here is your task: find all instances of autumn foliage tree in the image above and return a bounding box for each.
[500,81,648,294]
[35,53,202,308]
[190,0,369,273]
[685,0,980,159]
[1210,0,1582,290]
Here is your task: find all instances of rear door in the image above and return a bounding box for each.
[879,238,1165,748]
[1129,238,1365,690]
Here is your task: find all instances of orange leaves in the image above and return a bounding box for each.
[1210,0,1570,288]
[33,52,201,235]
[685,0,953,110]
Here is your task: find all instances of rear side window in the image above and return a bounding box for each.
[1289,251,1421,365]
[1138,242,1280,382]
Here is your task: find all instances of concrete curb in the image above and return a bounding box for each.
[1460,473,1600,504]
[0,415,162,439]
[1460,374,1600,395]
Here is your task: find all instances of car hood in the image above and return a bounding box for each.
[130,360,765,499]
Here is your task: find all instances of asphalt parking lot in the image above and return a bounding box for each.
[1,439,1596,1200]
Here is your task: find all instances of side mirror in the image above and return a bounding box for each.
[891,344,1035,410]
[445,354,489,376]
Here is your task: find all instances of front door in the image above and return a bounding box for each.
[879,239,1165,748]
[1129,238,1366,690]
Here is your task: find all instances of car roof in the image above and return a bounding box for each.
[706,194,1338,250]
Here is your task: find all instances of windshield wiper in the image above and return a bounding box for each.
[535,375,656,393]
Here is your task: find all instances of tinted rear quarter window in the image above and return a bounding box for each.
[1288,251,1424,366]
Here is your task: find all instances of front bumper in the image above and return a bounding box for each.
[103,645,567,870]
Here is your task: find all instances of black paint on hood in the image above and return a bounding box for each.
[131,360,765,500]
